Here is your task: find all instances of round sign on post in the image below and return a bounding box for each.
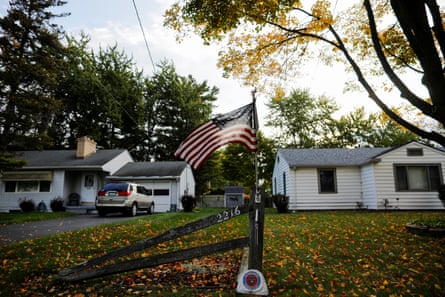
[236,269,269,296]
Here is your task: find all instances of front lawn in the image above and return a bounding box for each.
[0,209,444,296]
[0,211,76,226]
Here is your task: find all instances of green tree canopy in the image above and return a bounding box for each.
[266,88,418,148]
[320,106,419,148]
[211,131,276,194]
[265,89,338,148]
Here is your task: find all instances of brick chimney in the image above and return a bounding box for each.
[76,136,97,159]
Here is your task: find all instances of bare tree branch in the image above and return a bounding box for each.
[256,3,445,145]
[425,0,445,62]
[276,5,445,145]
[391,0,445,124]
[363,0,436,120]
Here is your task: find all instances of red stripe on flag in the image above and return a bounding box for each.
[175,103,257,170]
[190,128,256,169]
[175,122,220,160]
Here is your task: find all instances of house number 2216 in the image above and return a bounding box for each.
[217,206,241,223]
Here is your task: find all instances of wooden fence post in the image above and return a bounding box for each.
[248,188,265,271]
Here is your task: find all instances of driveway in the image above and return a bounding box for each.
[0,213,139,245]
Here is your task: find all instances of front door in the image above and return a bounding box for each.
[80,174,97,204]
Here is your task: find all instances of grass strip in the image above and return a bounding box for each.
[0,211,76,226]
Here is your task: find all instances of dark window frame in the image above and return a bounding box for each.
[318,168,337,194]
[154,189,169,196]
[394,164,442,192]
[4,180,51,192]
[282,172,286,196]
[407,148,423,156]
[4,181,17,192]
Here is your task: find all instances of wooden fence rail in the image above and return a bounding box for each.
[58,205,250,281]
[59,237,249,282]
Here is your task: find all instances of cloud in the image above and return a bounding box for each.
[79,17,255,120]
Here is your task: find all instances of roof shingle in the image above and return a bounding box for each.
[279,147,391,167]
[112,161,188,177]
[15,150,128,168]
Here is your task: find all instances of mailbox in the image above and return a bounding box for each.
[225,186,244,208]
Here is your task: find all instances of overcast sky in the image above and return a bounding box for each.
[2,0,440,136]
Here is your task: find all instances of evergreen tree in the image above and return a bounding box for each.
[0,0,68,169]
[147,61,217,161]
[54,36,146,152]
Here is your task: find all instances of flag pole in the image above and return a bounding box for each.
[248,88,265,270]
[236,89,269,295]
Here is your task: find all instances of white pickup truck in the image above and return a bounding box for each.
[95,182,154,217]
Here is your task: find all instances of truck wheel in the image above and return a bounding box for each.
[98,209,107,217]
[130,203,137,217]
[147,203,154,215]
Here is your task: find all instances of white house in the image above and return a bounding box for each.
[0,136,133,212]
[107,161,195,212]
[272,141,445,210]
[0,137,196,213]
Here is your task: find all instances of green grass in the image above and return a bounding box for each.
[0,209,444,296]
[0,211,76,226]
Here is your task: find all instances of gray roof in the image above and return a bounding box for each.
[112,161,188,177]
[14,149,127,169]
[279,147,391,167]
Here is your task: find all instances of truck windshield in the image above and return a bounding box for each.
[101,183,128,192]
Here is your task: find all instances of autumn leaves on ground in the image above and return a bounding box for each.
[1,209,444,297]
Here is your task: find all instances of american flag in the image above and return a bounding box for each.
[175,103,257,170]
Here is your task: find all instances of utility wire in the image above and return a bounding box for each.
[132,0,157,74]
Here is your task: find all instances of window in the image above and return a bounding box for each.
[5,181,17,192]
[282,172,286,195]
[395,165,442,191]
[39,181,51,192]
[407,148,423,156]
[2,171,52,193]
[154,189,169,195]
[4,180,51,192]
[84,175,94,187]
[318,169,337,193]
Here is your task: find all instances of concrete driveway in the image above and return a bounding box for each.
[0,213,141,245]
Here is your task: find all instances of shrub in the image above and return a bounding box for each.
[272,194,289,213]
[438,184,445,207]
[19,198,36,212]
[181,195,196,212]
[50,197,66,212]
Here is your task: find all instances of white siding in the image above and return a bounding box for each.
[287,168,297,209]
[374,142,445,210]
[292,167,362,210]
[0,170,65,212]
[177,165,196,211]
[272,152,293,207]
[150,181,174,213]
[361,165,377,209]
[179,165,195,197]
[103,151,133,175]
